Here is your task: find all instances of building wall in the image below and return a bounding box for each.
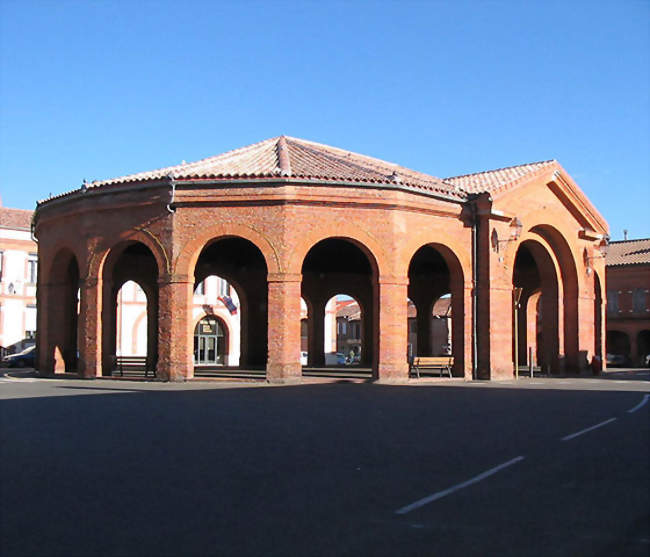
[606,263,650,365]
[116,275,242,366]
[0,222,37,354]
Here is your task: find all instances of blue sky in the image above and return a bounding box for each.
[1,1,648,239]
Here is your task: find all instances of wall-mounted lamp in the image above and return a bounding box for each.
[491,217,523,253]
[584,237,610,275]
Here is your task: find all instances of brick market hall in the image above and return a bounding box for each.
[33,136,609,382]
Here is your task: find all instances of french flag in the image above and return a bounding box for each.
[219,296,238,315]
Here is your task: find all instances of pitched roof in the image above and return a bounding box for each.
[0,207,33,230]
[445,160,556,194]
[606,238,650,267]
[76,136,466,201]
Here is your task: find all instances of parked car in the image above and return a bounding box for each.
[606,353,625,367]
[2,345,35,368]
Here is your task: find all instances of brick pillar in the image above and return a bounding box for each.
[157,275,193,381]
[308,299,325,367]
[36,282,51,374]
[577,294,596,373]
[78,277,102,378]
[267,273,302,383]
[415,300,432,356]
[487,282,515,380]
[377,276,409,382]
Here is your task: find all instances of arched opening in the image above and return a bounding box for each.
[407,244,464,375]
[594,272,603,365]
[191,275,239,372]
[101,242,159,376]
[637,330,650,368]
[529,225,580,371]
[116,280,148,357]
[606,330,630,366]
[46,249,80,373]
[513,241,560,374]
[194,315,228,366]
[300,297,309,365]
[407,297,417,361]
[301,238,377,377]
[324,294,363,366]
[193,237,267,373]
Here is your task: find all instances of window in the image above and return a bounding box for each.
[0,250,3,280]
[607,290,619,316]
[27,253,37,284]
[633,289,646,313]
[25,304,37,338]
[219,278,230,297]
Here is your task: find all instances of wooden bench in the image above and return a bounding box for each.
[410,356,454,378]
[114,356,154,378]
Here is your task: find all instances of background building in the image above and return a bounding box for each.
[606,238,650,366]
[0,199,37,357]
[115,276,241,368]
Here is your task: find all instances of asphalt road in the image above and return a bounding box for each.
[1,372,648,557]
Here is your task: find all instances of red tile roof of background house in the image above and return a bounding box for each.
[0,207,33,231]
[606,238,650,266]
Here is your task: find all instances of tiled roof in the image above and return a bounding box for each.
[445,160,556,194]
[0,207,33,230]
[76,136,467,201]
[606,239,650,267]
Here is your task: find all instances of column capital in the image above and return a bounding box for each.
[378,275,409,286]
[267,272,302,283]
[158,273,192,285]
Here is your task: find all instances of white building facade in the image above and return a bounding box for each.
[0,202,37,355]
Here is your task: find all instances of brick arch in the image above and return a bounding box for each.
[401,239,470,285]
[530,225,580,370]
[40,247,81,373]
[288,230,387,277]
[91,230,168,281]
[44,245,84,283]
[406,242,467,376]
[502,211,584,292]
[513,237,562,373]
[100,240,160,377]
[175,222,281,278]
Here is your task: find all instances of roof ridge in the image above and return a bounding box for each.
[445,159,556,181]
[276,136,292,177]
[609,238,650,244]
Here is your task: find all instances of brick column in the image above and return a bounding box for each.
[377,276,409,382]
[485,282,515,380]
[267,273,302,383]
[78,277,102,378]
[307,299,325,367]
[36,282,53,374]
[157,274,193,381]
[577,294,596,373]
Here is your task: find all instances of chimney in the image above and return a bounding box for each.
[623,229,628,241]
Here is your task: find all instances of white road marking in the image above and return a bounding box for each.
[395,456,525,515]
[627,394,650,414]
[561,418,617,441]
